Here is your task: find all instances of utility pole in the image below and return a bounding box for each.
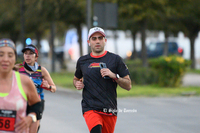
[87,0,91,53]
[20,0,25,47]
[113,30,118,54]
[51,21,56,72]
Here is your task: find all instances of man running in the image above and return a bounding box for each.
[73,27,132,133]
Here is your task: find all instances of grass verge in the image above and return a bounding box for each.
[50,71,200,97]
[50,72,75,89]
[117,85,200,97]
[187,69,200,74]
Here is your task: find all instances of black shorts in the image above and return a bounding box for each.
[26,99,45,120]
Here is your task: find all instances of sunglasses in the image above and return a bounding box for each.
[91,36,104,41]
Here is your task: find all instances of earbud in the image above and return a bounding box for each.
[88,43,90,46]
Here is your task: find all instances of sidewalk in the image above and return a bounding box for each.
[182,73,200,87]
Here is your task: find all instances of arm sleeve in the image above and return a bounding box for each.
[29,101,43,120]
[116,55,130,78]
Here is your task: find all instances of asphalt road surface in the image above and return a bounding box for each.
[39,87,200,133]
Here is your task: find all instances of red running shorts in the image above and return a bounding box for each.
[83,110,117,133]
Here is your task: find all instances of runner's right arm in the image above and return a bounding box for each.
[73,76,84,90]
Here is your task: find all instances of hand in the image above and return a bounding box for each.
[41,79,49,88]
[13,64,20,71]
[100,68,115,79]
[41,79,56,93]
[14,116,32,133]
[50,86,56,93]
[75,79,84,90]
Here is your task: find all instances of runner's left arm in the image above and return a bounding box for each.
[41,66,56,93]
[15,74,41,132]
[100,68,132,91]
[114,75,132,91]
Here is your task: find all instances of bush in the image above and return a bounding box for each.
[129,67,158,85]
[125,58,143,68]
[126,59,158,85]
[149,55,191,87]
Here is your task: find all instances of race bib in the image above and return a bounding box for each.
[0,109,16,132]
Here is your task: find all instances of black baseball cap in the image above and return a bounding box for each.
[22,44,38,56]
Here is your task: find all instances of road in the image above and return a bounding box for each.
[39,87,200,133]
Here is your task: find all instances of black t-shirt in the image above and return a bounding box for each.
[75,51,130,115]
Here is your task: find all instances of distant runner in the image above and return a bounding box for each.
[18,44,56,133]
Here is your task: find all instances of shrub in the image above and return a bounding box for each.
[126,59,158,85]
[149,55,191,87]
[129,67,158,85]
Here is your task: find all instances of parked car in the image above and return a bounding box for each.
[132,41,183,59]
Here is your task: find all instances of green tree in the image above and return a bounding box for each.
[58,0,86,56]
[23,0,86,70]
[148,0,181,56]
[118,0,168,67]
[179,0,200,69]
[0,0,21,43]
[118,18,140,59]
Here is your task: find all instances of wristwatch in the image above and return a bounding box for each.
[28,114,37,122]
[113,74,120,81]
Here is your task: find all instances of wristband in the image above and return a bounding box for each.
[28,114,37,122]
[40,83,51,90]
